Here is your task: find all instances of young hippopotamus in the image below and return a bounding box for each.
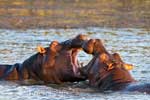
[0,34,88,84]
[81,39,150,94]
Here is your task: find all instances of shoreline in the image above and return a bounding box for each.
[0,16,149,29]
[0,1,149,30]
[0,22,149,30]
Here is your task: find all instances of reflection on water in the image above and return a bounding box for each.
[0,28,150,100]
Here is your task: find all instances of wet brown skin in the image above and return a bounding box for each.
[0,34,88,84]
[0,63,29,81]
[82,39,150,93]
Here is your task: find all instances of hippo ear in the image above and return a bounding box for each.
[123,63,134,70]
[37,46,46,54]
[113,53,124,63]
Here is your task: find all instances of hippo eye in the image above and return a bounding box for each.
[112,60,117,64]
[107,63,114,71]
[103,62,116,71]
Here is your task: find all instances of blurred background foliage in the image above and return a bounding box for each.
[0,0,149,29]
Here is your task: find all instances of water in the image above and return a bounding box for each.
[0,28,150,100]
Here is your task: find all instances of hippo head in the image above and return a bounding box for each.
[39,34,89,83]
[82,39,134,71]
[82,39,108,55]
[85,52,135,91]
[59,34,89,75]
[81,39,135,90]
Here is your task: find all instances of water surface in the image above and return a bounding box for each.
[0,28,150,100]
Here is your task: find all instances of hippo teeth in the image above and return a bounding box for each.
[71,49,79,75]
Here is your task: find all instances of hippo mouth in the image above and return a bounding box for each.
[70,48,80,76]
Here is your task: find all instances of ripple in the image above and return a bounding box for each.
[0,28,149,99]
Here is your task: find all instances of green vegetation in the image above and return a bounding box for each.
[0,0,149,29]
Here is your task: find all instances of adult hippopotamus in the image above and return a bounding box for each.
[81,39,150,93]
[0,34,88,84]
